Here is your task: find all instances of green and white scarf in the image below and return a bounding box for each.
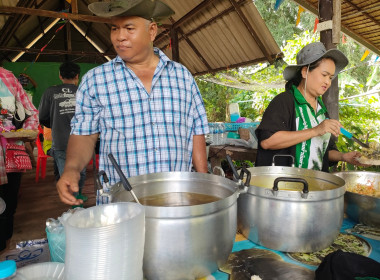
[292,85,331,170]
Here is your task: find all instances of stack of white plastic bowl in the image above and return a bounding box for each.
[64,202,145,280]
[14,262,64,279]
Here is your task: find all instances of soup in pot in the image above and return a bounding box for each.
[139,192,221,206]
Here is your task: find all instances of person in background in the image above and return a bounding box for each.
[0,67,39,252]
[42,126,60,181]
[18,73,37,103]
[255,42,364,171]
[56,0,209,206]
[38,62,86,199]
[18,73,38,168]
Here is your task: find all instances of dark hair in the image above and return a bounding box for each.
[59,62,80,80]
[285,56,337,91]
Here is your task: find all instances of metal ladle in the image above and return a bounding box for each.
[108,153,141,204]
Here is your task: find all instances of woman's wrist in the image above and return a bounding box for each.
[340,152,346,162]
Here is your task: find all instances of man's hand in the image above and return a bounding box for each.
[56,169,83,205]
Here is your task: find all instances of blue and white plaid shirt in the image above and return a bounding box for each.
[71,48,209,184]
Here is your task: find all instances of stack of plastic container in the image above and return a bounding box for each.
[15,262,64,279]
[64,202,145,280]
[208,123,226,146]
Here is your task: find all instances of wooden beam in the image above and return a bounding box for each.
[0,6,112,24]
[228,0,273,63]
[0,11,27,46]
[66,21,72,52]
[341,25,380,56]
[332,0,341,44]
[170,28,179,62]
[71,0,78,14]
[0,45,115,57]
[178,27,212,72]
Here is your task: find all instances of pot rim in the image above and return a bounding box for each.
[242,166,346,200]
[333,171,380,201]
[111,172,240,218]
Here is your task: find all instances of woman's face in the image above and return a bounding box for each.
[110,16,157,64]
[302,58,336,98]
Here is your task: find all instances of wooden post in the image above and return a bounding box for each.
[332,0,341,44]
[170,27,179,62]
[319,0,339,120]
[66,22,72,51]
[65,22,72,61]
[71,0,78,14]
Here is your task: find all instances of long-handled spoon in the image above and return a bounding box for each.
[108,153,141,204]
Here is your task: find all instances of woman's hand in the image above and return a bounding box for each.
[313,119,341,137]
[342,151,372,167]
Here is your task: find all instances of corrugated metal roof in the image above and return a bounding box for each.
[0,0,379,74]
[0,0,282,74]
[155,0,281,75]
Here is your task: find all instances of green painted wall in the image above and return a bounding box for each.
[2,62,99,109]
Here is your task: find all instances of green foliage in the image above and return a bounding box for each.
[281,31,319,64]
[197,78,230,122]
[254,0,316,48]
[198,2,380,172]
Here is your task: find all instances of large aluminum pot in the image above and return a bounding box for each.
[333,171,380,228]
[238,166,345,252]
[109,172,240,280]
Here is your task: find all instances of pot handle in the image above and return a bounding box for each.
[226,155,240,181]
[240,167,251,187]
[226,155,251,187]
[272,154,295,167]
[273,177,309,194]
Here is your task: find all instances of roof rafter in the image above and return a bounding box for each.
[343,0,380,28]
[292,0,380,56]
[228,0,273,63]
[0,6,112,24]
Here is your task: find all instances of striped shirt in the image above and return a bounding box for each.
[0,68,39,185]
[71,48,209,184]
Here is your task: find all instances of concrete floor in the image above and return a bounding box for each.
[8,155,97,250]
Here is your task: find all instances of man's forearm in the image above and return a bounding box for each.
[64,134,99,172]
[192,134,208,173]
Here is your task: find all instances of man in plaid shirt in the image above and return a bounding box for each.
[57,0,210,205]
[0,67,39,252]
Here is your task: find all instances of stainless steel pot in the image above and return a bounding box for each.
[108,172,241,280]
[333,171,380,228]
[237,165,345,253]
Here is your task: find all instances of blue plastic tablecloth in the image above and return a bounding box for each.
[211,219,380,279]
